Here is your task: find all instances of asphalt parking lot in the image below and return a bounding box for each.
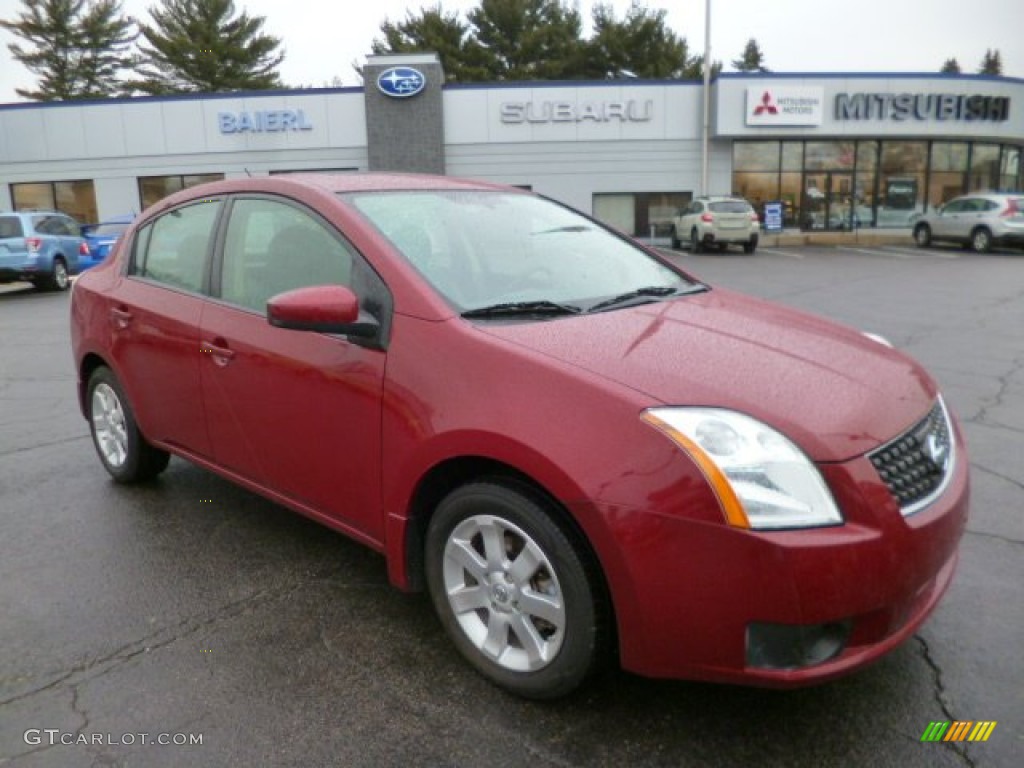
[1,244,1021,767]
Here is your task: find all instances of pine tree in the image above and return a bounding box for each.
[370,4,491,82]
[939,57,960,74]
[134,0,284,94]
[467,0,586,80]
[1,0,135,100]
[732,38,770,72]
[587,2,696,79]
[977,49,1002,76]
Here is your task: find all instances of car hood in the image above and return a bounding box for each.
[474,288,936,462]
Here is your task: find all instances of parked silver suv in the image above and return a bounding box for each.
[913,193,1024,253]
[671,196,759,253]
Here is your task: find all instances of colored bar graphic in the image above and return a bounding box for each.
[921,721,997,742]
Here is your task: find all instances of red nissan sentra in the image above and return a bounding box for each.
[70,174,968,699]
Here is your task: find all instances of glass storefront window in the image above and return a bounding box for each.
[138,173,225,209]
[592,192,691,237]
[781,142,803,171]
[969,144,1000,191]
[779,172,802,228]
[855,141,879,173]
[734,142,780,172]
[930,142,969,172]
[11,180,98,223]
[878,142,927,226]
[999,147,1021,192]
[805,142,856,171]
[732,173,779,217]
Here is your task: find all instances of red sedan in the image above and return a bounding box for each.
[70,174,968,699]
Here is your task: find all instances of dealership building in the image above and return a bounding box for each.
[0,53,1021,236]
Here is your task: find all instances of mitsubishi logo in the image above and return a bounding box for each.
[753,91,779,115]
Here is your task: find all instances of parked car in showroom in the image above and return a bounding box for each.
[70,174,968,699]
[913,192,1024,252]
[671,195,760,253]
[81,214,135,270]
[0,210,89,290]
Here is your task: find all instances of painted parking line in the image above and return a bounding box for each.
[759,247,805,259]
[880,245,961,259]
[835,246,899,258]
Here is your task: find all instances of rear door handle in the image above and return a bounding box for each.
[201,339,235,367]
[109,307,133,329]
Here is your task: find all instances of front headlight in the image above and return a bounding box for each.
[641,408,842,530]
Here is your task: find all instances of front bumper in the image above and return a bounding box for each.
[581,442,969,687]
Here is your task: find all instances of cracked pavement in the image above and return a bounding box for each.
[1,247,1021,767]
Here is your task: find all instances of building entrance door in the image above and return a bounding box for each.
[802,172,855,230]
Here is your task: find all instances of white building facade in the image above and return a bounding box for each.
[0,55,1020,237]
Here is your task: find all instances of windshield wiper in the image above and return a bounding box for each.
[531,225,591,235]
[462,300,583,318]
[587,285,695,313]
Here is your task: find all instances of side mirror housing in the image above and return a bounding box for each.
[267,285,379,338]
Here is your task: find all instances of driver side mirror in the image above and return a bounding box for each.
[267,284,379,338]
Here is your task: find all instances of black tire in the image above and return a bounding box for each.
[86,367,170,483]
[743,238,758,254]
[425,481,606,699]
[670,227,681,250]
[48,258,70,291]
[970,227,992,253]
[690,229,703,253]
[913,224,932,248]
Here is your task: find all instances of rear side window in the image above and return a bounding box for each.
[131,200,220,293]
[0,216,23,238]
[709,201,753,214]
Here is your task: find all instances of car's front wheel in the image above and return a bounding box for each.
[914,224,932,248]
[970,227,992,253]
[87,367,170,483]
[425,482,606,699]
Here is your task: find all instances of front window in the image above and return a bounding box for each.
[344,190,696,314]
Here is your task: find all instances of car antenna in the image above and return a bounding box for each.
[244,168,252,177]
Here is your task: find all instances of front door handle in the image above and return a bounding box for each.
[200,339,236,367]
[109,307,133,330]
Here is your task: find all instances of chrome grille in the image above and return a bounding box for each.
[868,399,954,516]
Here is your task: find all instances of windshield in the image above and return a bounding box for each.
[342,190,697,314]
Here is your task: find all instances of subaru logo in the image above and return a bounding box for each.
[377,67,426,99]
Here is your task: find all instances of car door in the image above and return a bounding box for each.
[199,195,388,541]
[109,198,222,458]
[56,215,83,271]
[934,198,968,240]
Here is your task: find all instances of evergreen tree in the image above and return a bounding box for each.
[467,0,586,80]
[939,57,961,74]
[732,38,770,72]
[587,2,695,79]
[370,4,490,82]
[977,49,1002,76]
[1,0,135,100]
[134,0,284,94]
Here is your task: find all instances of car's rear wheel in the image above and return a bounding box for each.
[48,258,69,291]
[914,224,932,248]
[743,238,758,254]
[690,229,703,253]
[87,367,170,483]
[970,227,992,253]
[425,482,605,699]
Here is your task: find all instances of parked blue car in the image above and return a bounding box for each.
[81,214,135,270]
[0,210,88,291]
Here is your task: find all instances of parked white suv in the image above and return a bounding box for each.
[913,193,1024,253]
[671,196,759,254]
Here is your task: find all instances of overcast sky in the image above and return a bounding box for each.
[0,0,1021,102]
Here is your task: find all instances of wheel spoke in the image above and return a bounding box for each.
[482,611,510,660]
[507,542,542,585]
[447,538,488,582]
[518,589,564,627]
[508,612,549,665]
[447,584,490,615]
[478,518,507,570]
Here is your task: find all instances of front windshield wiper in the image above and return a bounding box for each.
[587,285,700,313]
[461,300,583,319]
[531,225,591,235]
